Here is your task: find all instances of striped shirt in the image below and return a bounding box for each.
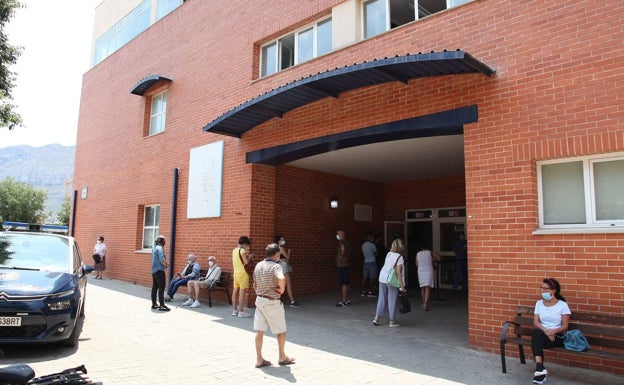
[253,259,284,298]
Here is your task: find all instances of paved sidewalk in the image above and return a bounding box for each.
[0,278,622,385]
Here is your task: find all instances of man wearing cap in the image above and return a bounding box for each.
[165,253,201,301]
[183,256,222,308]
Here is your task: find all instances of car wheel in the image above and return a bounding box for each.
[60,316,82,347]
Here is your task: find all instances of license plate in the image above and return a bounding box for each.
[0,317,21,326]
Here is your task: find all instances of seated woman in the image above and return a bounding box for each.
[531,277,570,384]
[183,256,222,308]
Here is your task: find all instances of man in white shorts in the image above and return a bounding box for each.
[253,243,295,368]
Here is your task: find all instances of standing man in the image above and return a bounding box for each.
[453,232,468,292]
[361,232,378,297]
[151,235,170,311]
[335,230,352,307]
[253,243,295,368]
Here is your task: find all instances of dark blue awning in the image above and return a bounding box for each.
[203,50,494,138]
[130,74,172,96]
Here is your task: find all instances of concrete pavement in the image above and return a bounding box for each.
[0,277,622,384]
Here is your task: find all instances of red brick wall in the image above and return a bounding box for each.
[74,0,624,373]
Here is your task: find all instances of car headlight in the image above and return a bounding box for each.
[47,289,76,311]
[48,299,72,311]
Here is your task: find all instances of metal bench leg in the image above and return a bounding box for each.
[208,290,213,307]
[500,342,507,373]
[518,344,526,365]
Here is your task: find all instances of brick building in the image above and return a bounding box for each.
[73,0,623,373]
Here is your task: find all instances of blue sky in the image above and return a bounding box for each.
[1,0,98,148]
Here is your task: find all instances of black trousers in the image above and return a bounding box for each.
[531,328,564,358]
[151,270,166,306]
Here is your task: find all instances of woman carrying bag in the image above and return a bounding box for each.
[373,238,406,327]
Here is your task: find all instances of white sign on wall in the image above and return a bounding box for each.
[187,140,224,218]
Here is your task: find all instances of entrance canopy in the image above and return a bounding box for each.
[202,50,495,138]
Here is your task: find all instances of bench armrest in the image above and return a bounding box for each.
[500,320,520,344]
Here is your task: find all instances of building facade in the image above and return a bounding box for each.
[74,0,623,373]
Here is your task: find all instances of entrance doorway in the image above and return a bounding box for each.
[406,207,466,289]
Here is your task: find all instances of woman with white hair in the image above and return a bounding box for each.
[184,256,222,308]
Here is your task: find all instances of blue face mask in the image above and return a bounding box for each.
[541,292,553,301]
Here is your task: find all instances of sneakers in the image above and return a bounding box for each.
[164,295,172,302]
[289,301,300,307]
[532,375,547,384]
[335,301,346,307]
[182,298,194,306]
[158,305,170,312]
[232,310,239,316]
[345,300,352,306]
[367,292,377,297]
[190,300,200,308]
[389,322,400,328]
[361,291,367,296]
[237,311,251,318]
[533,364,548,384]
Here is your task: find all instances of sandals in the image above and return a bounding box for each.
[278,357,296,366]
[255,359,271,368]
[372,319,380,326]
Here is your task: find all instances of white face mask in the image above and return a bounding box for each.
[336,235,341,240]
[208,261,214,267]
[279,240,286,246]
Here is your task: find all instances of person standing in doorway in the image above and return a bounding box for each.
[150,235,170,311]
[416,244,440,311]
[232,236,253,318]
[93,236,106,279]
[453,232,468,292]
[361,232,378,297]
[335,230,352,307]
[275,235,299,307]
[253,243,295,368]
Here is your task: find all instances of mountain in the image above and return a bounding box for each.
[0,144,75,220]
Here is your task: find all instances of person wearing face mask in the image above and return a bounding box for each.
[335,230,352,307]
[165,254,200,301]
[93,236,107,279]
[530,278,570,384]
[275,235,298,307]
[183,255,222,308]
[232,236,254,318]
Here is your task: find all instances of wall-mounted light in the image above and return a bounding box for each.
[330,199,338,209]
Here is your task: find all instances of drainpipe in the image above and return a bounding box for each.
[168,168,179,281]
[70,190,77,236]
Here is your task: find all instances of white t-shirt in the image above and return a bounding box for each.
[534,299,571,329]
[379,252,404,284]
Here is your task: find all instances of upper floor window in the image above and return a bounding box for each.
[261,18,332,77]
[142,205,160,249]
[363,0,472,38]
[157,0,184,20]
[149,91,167,136]
[538,153,624,228]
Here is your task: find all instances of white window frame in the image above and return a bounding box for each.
[142,204,160,250]
[260,17,332,77]
[536,152,624,234]
[149,91,167,136]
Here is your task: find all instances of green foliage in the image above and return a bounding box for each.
[0,0,23,130]
[0,176,47,223]
[57,196,71,225]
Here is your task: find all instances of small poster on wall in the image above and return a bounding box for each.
[187,140,224,218]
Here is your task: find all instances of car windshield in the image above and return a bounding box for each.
[0,233,70,273]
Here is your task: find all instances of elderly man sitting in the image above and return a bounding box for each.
[165,254,201,301]
[183,255,222,308]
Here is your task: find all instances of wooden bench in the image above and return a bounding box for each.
[197,270,232,308]
[500,305,624,374]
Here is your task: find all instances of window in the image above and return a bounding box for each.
[142,205,160,249]
[149,91,167,136]
[157,0,183,20]
[363,0,472,38]
[93,0,151,65]
[538,154,624,228]
[260,18,332,77]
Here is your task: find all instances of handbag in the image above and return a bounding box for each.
[92,253,101,264]
[239,249,255,275]
[398,291,411,313]
[386,255,403,288]
[561,329,590,352]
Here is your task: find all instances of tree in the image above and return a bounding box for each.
[57,196,71,225]
[0,177,47,223]
[0,0,23,130]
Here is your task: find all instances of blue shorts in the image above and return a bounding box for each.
[363,262,377,279]
[337,267,350,285]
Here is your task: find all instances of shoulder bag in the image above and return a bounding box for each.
[398,291,411,313]
[559,329,590,352]
[239,249,255,275]
[386,255,402,288]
